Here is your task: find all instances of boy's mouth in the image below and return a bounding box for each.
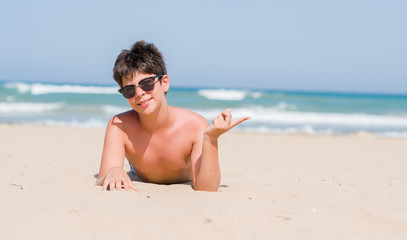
[138,98,152,107]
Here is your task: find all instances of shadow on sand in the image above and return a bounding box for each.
[93,172,194,188]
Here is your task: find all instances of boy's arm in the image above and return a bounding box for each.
[96,116,136,191]
[191,109,249,192]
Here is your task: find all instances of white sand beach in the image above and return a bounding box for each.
[1,124,406,239]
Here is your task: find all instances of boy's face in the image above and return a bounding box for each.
[121,71,169,115]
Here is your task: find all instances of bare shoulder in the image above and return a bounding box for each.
[106,110,139,130]
[170,107,209,131]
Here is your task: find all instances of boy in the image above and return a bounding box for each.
[96,41,249,192]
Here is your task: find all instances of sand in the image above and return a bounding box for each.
[1,124,406,239]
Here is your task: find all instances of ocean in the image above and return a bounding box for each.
[1,81,407,138]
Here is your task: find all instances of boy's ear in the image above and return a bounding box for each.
[161,75,170,94]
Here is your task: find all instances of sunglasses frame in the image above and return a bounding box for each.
[118,75,164,99]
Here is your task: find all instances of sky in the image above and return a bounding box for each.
[0,0,406,94]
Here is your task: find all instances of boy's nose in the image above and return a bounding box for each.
[135,86,146,97]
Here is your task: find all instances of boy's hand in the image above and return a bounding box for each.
[205,109,250,140]
[100,166,137,191]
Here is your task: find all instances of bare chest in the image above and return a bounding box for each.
[124,131,193,183]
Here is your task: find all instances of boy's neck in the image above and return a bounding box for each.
[138,101,171,133]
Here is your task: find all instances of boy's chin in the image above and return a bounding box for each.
[133,104,156,115]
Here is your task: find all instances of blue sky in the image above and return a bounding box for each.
[1,0,406,94]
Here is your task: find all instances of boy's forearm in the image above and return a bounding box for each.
[194,134,221,192]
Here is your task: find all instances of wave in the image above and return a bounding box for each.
[102,105,129,115]
[235,125,333,135]
[197,89,262,101]
[273,102,298,111]
[2,101,405,129]
[4,82,117,95]
[0,101,131,116]
[234,126,407,138]
[0,102,64,113]
[29,118,107,128]
[8,118,407,137]
[193,107,407,128]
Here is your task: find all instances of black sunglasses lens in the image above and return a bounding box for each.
[120,76,159,98]
[139,79,155,92]
[122,85,135,99]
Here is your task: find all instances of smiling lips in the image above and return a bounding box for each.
[138,98,152,107]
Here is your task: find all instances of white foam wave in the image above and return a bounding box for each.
[234,126,407,138]
[235,125,333,135]
[193,107,407,127]
[275,102,297,111]
[197,89,246,101]
[0,102,63,113]
[102,105,130,115]
[5,82,117,95]
[32,119,107,128]
[13,118,407,137]
[250,91,263,98]
[5,82,31,93]
[197,89,263,101]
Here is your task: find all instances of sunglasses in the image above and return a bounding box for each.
[118,75,163,99]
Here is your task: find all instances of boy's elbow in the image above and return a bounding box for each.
[194,187,219,192]
[193,182,219,192]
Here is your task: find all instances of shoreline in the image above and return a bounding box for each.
[0,122,404,139]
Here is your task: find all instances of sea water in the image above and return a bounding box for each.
[1,81,407,138]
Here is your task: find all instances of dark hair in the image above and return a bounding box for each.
[113,41,167,87]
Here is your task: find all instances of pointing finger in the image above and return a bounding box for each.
[231,116,250,128]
